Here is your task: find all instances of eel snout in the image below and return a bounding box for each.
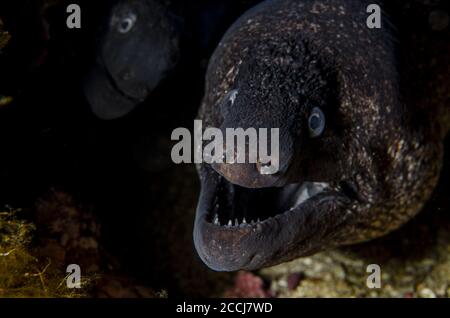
[210,126,293,188]
[212,161,281,188]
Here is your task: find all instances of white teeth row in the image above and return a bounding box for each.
[213,214,261,227]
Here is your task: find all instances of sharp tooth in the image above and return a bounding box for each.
[213,214,219,225]
[228,220,232,227]
[235,218,239,226]
[242,218,247,224]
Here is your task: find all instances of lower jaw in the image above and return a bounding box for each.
[193,167,348,271]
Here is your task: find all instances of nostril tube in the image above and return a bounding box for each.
[256,157,282,175]
[222,141,239,164]
[256,160,273,175]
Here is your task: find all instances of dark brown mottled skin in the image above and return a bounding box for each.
[193,0,450,271]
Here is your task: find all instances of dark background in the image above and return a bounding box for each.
[0,0,448,297]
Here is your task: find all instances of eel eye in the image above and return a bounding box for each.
[308,107,325,137]
[227,89,238,106]
[118,14,136,33]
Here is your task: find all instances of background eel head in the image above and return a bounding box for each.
[194,0,444,271]
[210,43,337,189]
[84,0,180,120]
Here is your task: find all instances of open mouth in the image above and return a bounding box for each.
[209,178,331,228]
[194,165,355,271]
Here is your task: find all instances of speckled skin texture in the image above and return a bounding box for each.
[195,0,450,270]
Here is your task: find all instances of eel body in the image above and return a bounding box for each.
[194,0,450,271]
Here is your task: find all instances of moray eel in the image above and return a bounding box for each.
[84,0,261,120]
[194,0,450,271]
[84,0,180,120]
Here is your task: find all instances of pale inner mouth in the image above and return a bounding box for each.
[208,179,331,228]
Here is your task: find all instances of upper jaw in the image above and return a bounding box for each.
[211,162,286,188]
[193,164,354,271]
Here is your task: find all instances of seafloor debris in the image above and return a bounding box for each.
[34,189,103,274]
[259,215,450,298]
[0,190,163,298]
[224,271,271,298]
[33,188,162,298]
[0,208,89,297]
[226,233,450,299]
